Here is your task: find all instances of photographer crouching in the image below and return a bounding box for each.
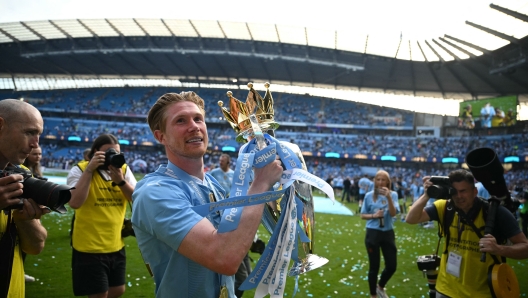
[406,169,528,298]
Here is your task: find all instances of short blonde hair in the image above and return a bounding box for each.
[147,91,205,134]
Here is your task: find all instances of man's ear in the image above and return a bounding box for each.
[0,117,4,131]
[154,130,164,145]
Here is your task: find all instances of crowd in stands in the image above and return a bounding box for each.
[1,86,526,194]
[37,141,528,196]
[39,114,527,160]
[10,86,414,127]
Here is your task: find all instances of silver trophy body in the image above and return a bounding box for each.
[261,141,328,276]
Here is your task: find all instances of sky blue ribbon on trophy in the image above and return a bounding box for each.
[238,189,290,291]
[264,134,335,202]
[265,134,302,169]
[239,185,299,298]
[217,143,278,232]
[191,188,288,216]
[191,140,288,218]
[217,152,254,233]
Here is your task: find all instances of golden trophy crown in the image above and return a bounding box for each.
[218,82,279,143]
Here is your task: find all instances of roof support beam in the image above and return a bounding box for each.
[49,20,76,49]
[159,19,190,77]
[433,39,502,95]
[77,19,104,49]
[0,28,19,43]
[274,24,292,83]
[440,38,528,93]
[50,20,96,76]
[20,22,46,41]
[417,41,445,98]
[383,36,403,91]
[408,40,416,96]
[304,27,315,86]
[439,37,477,58]
[465,21,521,45]
[426,40,475,96]
[444,35,492,55]
[490,3,528,22]
[357,35,369,91]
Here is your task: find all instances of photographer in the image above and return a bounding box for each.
[406,169,528,297]
[0,99,49,297]
[67,133,137,297]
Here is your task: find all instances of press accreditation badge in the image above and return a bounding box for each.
[446,251,462,278]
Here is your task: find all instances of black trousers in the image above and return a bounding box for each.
[365,228,397,295]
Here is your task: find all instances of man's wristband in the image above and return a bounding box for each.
[112,180,126,187]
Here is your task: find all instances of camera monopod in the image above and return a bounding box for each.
[416,238,441,298]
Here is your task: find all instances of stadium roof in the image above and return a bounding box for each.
[0,3,527,102]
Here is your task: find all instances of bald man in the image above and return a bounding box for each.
[0,99,50,297]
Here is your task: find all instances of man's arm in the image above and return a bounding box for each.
[481,233,528,260]
[405,177,432,224]
[13,198,49,255]
[178,159,283,275]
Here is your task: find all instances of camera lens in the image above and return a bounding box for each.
[426,185,444,198]
[110,154,126,168]
[102,148,126,170]
[21,177,72,213]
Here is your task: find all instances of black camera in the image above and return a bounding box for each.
[417,254,440,271]
[426,176,454,198]
[0,167,73,214]
[101,148,126,170]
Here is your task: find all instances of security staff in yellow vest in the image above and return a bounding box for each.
[0,99,49,298]
[406,169,528,298]
[67,134,137,298]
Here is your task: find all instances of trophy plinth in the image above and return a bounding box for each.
[289,254,329,276]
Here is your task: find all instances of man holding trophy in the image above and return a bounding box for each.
[131,91,283,298]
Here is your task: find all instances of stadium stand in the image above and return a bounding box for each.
[1,86,526,192]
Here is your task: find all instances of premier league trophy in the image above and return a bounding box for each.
[218,82,330,282]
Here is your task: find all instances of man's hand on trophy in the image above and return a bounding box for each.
[253,156,283,192]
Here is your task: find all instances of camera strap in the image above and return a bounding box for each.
[442,199,501,264]
[0,211,17,297]
[457,205,501,265]
[441,199,484,254]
